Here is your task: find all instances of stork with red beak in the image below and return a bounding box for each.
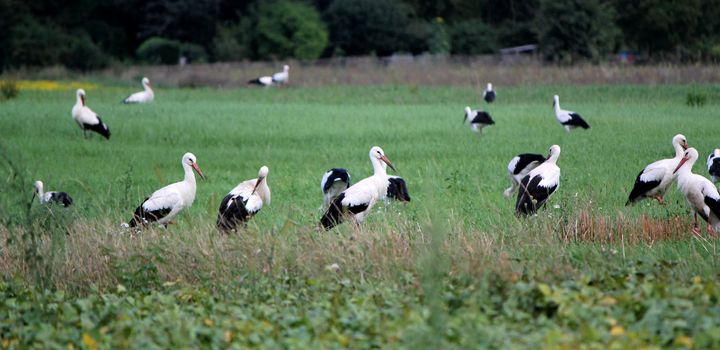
[321,146,397,230]
[72,89,110,139]
[673,147,720,235]
[515,145,561,216]
[126,152,205,227]
[217,166,271,232]
[123,77,154,104]
[626,134,688,205]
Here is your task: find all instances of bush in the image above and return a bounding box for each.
[8,19,66,67]
[406,19,450,55]
[324,0,411,56]
[254,0,328,60]
[136,37,181,64]
[0,79,19,101]
[180,43,208,63]
[212,21,253,61]
[60,32,109,71]
[450,19,498,55]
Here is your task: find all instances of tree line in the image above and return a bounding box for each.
[1,0,719,72]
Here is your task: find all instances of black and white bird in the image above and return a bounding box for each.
[515,145,561,216]
[33,181,73,207]
[707,149,720,183]
[247,75,274,87]
[72,89,110,140]
[126,152,205,228]
[483,83,495,103]
[463,106,495,134]
[272,65,290,85]
[503,153,546,198]
[320,146,397,230]
[386,176,411,202]
[673,147,720,235]
[321,168,351,207]
[217,166,271,232]
[553,95,589,132]
[123,77,154,104]
[626,134,688,205]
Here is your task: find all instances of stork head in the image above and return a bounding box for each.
[713,149,720,158]
[142,77,151,88]
[552,95,559,108]
[252,166,270,194]
[76,89,86,106]
[672,134,689,150]
[182,152,205,179]
[546,144,561,163]
[370,146,396,173]
[674,147,699,174]
[34,180,43,193]
[283,65,289,72]
[487,83,492,90]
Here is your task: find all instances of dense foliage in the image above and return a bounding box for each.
[1,0,720,70]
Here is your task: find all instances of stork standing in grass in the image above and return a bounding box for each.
[321,168,351,208]
[553,95,589,132]
[463,106,495,134]
[217,166,271,232]
[626,134,688,205]
[72,89,110,139]
[386,176,411,202]
[272,65,289,85]
[33,181,73,207]
[516,145,561,216]
[123,77,154,104]
[320,146,397,230]
[673,147,720,235]
[483,83,495,103]
[708,149,720,183]
[504,153,546,198]
[126,152,205,228]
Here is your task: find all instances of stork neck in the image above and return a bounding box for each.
[677,159,696,177]
[143,83,151,92]
[554,102,560,113]
[673,143,684,158]
[371,157,387,176]
[36,187,44,202]
[183,163,196,184]
[76,94,83,106]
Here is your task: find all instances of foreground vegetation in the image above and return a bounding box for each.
[1,83,719,348]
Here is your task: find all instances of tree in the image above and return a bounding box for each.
[534,0,619,63]
[253,0,328,60]
[450,19,498,55]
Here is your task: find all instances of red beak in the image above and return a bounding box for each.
[80,95,85,106]
[380,155,397,173]
[192,162,206,179]
[251,176,264,195]
[682,142,688,150]
[673,156,689,174]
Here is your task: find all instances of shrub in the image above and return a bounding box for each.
[324,0,411,56]
[0,79,19,101]
[60,32,109,71]
[180,43,208,63]
[450,19,498,55]
[8,19,66,67]
[254,0,328,60]
[212,21,253,61]
[136,37,181,64]
[406,19,450,55]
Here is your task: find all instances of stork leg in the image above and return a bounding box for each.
[655,195,664,205]
[707,223,713,235]
[692,212,701,236]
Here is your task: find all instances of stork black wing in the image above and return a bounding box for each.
[515,175,557,216]
[387,177,411,202]
[49,192,73,207]
[513,154,546,175]
[128,198,172,227]
[471,111,495,125]
[625,169,661,205]
[563,113,590,129]
[217,194,253,232]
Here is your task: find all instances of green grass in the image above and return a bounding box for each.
[1,83,719,348]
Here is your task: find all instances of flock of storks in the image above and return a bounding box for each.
[31,65,720,235]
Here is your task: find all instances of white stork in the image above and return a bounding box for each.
[515,145,561,216]
[217,166,271,232]
[321,168,351,207]
[707,149,720,183]
[673,147,720,235]
[504,153,546,198]
[463,106,495,134]
[72,89,110,140]
[483,83,495,103]
[553,95,589,131]
[126,152,205,228]
[626,134,688,205]
[320,146,397,230]
[247,75,274,87]
[33,181,73,207]
[272,65,290,85]
[386,176,411,202]
[123,77,154,104]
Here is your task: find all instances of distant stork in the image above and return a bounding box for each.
[626,134,688,205]
[463,106,495,134]
[320,146,397,230]
[72,89,110,139]
[126,152,205,228]
[248,76,273,87]
[123,77,154,104]
[553,95,589,132]
[272,65,290,85]
[674,147,720,235]
[386,176,411,202]
[33,181,73,207]
[504,153,546,198]
[483,83,495,103]
[516,145,561,216]
[708,149,720,183]
[321,168,351,207]
[217,166,271,232]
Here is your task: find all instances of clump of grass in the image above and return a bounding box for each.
[0,80,19,101]
[686,90,707,107]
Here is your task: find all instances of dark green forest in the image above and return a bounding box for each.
[1,0,719,71]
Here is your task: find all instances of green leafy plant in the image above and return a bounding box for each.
[0,79,19,101]
[686,91,707,107]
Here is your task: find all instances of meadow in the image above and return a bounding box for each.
[1,82,719,348]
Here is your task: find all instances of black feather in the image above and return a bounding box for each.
[625,169,661,205]
[709,158,720,179]
[471,111,495,125]
[563,113,590,129]
[705,196,720,219]
[515,175,557,216]
[387,177,411,202]
[128,197,171,227]
[217,193,255,232]
[323,168,351,193]
[321,193,345,230]
[82,116,111,139]
[484,90,496,103]
[49,192,73,207]
[512,154,546,175]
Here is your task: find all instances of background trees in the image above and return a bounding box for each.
[0,0,718,72]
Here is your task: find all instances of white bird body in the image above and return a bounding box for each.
[217,166,271,231]
[34,180,73,207]
[553,95,589,131]
[320,147,397,229]
[626,134,688,205]
[504,153,546,198]
[128,153,204,227]
[72,89,110,139]
[272,65,289,85]
[123,77,154,104]
[463,106,495,134]
[674,148,720,234]
[515,145,561,215]
[321,168,351,207]
[707,148,720,183]
[249,76,274,86]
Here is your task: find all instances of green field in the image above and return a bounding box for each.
[1,84,719,348]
